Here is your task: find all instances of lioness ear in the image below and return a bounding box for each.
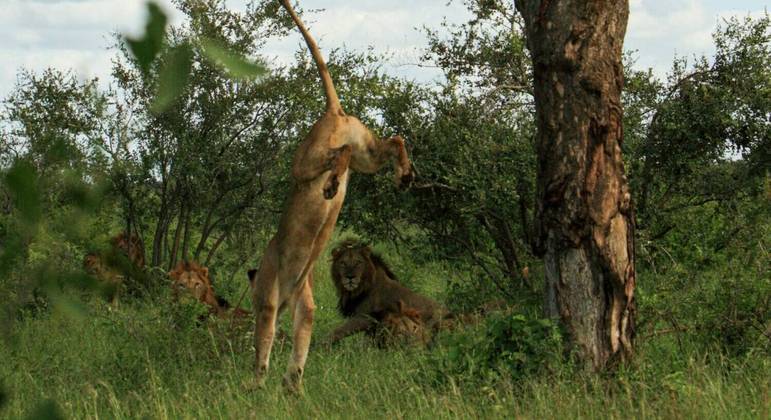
[201,267,209,278]
[396,299,405,313]
[247,269,258,283]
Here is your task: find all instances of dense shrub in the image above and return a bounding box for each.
[639,255,770,357]
[427,313,566,386]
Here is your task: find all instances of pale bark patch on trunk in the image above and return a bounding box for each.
[555,243,604,369]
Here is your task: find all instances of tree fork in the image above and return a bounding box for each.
[516,0,636,370]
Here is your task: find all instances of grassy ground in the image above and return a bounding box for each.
[2,246,769,419]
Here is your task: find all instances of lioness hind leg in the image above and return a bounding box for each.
[252,242,280,389]
[283,276,315,394]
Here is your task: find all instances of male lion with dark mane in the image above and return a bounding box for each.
[327,239,447,346]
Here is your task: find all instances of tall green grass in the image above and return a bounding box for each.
[2,246,768,419]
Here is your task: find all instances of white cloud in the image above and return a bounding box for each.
[0,0,766,99]
[260,1,470,84]
[0,0,184,97]
[626,0,767,76]
[0,48,113,92]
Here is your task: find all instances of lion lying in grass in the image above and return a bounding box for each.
[374,300,431,347]
[327,239,448,346]
[83,231,146,305]
[169,261,249,319]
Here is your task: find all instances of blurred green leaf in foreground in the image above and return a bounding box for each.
[125,1,168,76]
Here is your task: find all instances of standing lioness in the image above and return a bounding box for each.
[250,0,414,393]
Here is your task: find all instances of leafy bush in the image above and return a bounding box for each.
[443,268,520,314]
[638,223,770,358]
[164,291,215,330]
[427,313,566,386]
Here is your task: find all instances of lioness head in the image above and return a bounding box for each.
[84,253,106,276]
[377,300,429,347]
[331,239,375,296]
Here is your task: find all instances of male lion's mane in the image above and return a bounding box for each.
[169,260,221,313]
[328,239,447,345]
[331,238,398,316]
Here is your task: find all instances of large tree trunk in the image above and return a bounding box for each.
[516,0,636,371]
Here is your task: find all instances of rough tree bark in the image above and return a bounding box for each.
[516,0,636,371]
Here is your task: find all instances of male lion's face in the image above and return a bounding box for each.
[170,266,212,302]
[332,247,370,293]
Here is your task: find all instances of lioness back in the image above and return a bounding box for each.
[374,276,446,324]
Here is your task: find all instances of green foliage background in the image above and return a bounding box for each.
[0,1,768,418]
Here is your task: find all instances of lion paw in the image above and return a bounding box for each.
[282,370,304,395]
[244,375,267,392]
[395,167,414,190]
[323,176,339,199]
[399,170,414,189]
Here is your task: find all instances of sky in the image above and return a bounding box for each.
[0,0,767,98]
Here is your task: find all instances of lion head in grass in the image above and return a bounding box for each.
[169,261,221,315]
[375,300,430,347]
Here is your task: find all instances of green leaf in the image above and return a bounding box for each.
[62,172,106,213]
[151,43,193,114]
[200,38,267,80]
[0,234,24,277]
[3,160,41,225]
[125,1,168,75]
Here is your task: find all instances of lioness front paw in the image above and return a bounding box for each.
[396,164,415,190]
[323,175,339,199]
[399,170,414,189]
